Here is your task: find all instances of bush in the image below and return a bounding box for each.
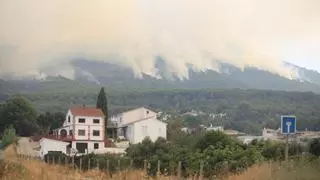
[126,132,264,178]
[309,138,320,156]
[1,126,16,148]
[43,132,312,178]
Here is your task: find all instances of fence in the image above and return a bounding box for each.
[16,154,205,180]
[14,153,320,180]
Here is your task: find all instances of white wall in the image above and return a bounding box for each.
[63,110,74,127]
[262,128,277,138]
[39,138,70,159]
[71,141,105,155]
[132,117,167,144]
[73,116,104,141]
[115,107,157,126]
[126,125,134,141]
[58,126,73,136]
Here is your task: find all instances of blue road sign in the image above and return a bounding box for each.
[281,116,297,134]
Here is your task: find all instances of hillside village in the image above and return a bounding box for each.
[2,85,320,159]
[1,88,320,179]
[25,105,320,159]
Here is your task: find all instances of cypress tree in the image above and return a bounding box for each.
[96,87,108,136]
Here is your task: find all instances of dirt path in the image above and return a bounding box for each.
[17,137,40,157]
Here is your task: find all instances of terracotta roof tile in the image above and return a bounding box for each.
[70,106,105,117]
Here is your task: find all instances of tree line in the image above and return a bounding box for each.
[15,89,320,135]
[0,87,109,137]
[2,88,320,136]
[0,95,65,136]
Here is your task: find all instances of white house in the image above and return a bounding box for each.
[262,127,280,139]
[206,124,224,132]
[110,107,167,144]
[237,136,264,144]
[39,138,70,159]
[40,106,107,157]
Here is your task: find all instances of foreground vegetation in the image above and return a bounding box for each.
[41,130,320,179]
[1,144,320,180]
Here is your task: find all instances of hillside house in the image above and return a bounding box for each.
[109,107,167,144]
[262,127,281,139]
[205,124,224,132]
[40,106,108,158]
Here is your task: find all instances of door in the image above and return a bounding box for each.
[76,143,88,153]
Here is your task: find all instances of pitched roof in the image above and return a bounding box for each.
[123,106,157,114]
[39,137,71,145]
[119,116,167,127]
[70,106,105,117]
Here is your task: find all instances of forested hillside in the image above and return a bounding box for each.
[3,59,320,94]
[2,89,317,135]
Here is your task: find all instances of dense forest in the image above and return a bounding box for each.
[1,88,320,135]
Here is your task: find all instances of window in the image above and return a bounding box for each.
[94,143,99,149]
[78,129,85,136]
[146,111,149,114]
[78,118,85,123]
[93,130,100,136]
[69,130,73,135]
[68,116,71,123]
[93,119,100,124]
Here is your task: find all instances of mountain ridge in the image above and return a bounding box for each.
[1,59,320,94]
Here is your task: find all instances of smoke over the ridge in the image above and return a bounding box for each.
[1,0,320,80]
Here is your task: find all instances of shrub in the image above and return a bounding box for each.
[1,126,16,148]
[309,138,320,156]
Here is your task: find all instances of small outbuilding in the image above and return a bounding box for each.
[39,138,70,159]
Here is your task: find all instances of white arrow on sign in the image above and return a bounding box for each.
[286,121,292,133]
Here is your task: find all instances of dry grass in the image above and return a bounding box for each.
[1,145,320,180]
[227,160,320,180]
[0,145,189,180]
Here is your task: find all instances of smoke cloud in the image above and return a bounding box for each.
[1,0,320,80]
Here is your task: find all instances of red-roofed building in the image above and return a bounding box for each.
[70,106,105,117]
[41,106,108,158]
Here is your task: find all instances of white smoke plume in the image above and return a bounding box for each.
[1,0,320,80]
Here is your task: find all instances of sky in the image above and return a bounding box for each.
[0,0,320,79]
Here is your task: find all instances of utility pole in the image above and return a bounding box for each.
[281,116,296,166]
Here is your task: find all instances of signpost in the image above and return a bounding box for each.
[280,115,297,163]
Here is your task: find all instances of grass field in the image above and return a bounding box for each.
[1,145,320,180]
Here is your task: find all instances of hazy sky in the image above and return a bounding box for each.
[0,0,320,79]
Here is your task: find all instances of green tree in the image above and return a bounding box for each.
[195,131,238,151]
[36,112,65,134]
[96,87,108,117]
[96,87,108,137]
[0,96,38,136]
[166,119,185,141]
